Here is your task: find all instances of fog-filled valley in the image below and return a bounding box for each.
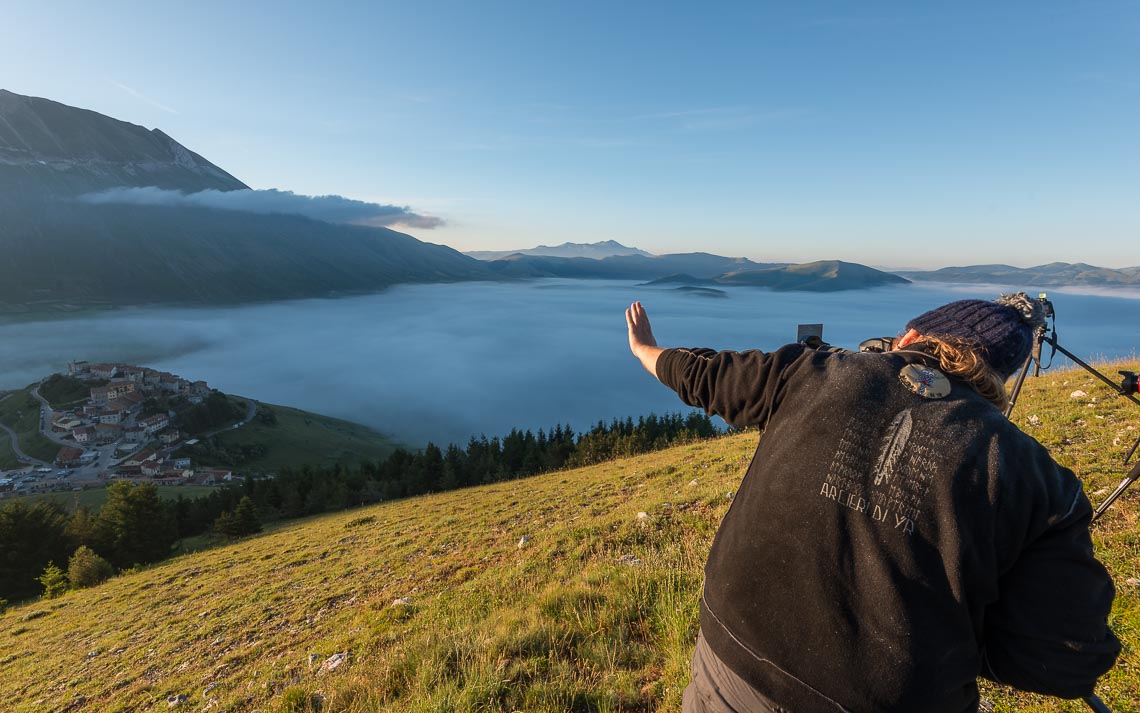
[2,280,1135,447]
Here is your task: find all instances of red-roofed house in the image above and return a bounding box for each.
[96,422,122,443]
[196,468,235,484]
[90,382,136,405]
[140,414,169,435]
[127,449,158,464]
[99,402,128,424]
[72,426,95,444]
[55,446,84,467]
[89,364,119,379]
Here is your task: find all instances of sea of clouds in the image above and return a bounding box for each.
[1,281,1135,447]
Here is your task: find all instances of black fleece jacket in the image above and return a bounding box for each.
[656,343,1119,712]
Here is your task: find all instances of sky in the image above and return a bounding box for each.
[3,0,1138,268]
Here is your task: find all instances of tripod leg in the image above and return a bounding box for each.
[1005,354,1035,419]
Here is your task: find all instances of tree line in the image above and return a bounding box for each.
[0,411,716,603]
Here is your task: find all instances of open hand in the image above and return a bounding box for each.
[625,301,658,356]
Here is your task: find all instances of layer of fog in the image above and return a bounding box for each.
[2,281,1136,448]
[80,187,443,229]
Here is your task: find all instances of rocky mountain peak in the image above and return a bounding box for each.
[0,89,247,195]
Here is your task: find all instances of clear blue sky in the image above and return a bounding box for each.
[4,0,1138,268]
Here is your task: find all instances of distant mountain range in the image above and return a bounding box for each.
[484,252,777,280]
[901,263,1140,287]
[640,261,909,291]
[4,89,1131,311]
[480,253,907,290]
[466,239,652,261]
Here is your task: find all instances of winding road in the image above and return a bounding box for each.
[203,396,259,438]
[0,392,50,466]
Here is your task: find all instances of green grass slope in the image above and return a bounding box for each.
[193,401,399,472]
[1,364,1137,712]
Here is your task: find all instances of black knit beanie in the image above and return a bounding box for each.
[906,293,1042,379]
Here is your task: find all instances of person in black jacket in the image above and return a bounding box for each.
[624,296,1119,713]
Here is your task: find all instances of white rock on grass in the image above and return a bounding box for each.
[392,597,412,606]
[318,652,349,675]
[1026,415,1041,427]
[1070,390,1088,399]
[688,479,699,487]
[517,535,530,549]
[636,511,650,520]
[1126,578,1140,587]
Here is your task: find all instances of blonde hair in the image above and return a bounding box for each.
[917,335,1010,411]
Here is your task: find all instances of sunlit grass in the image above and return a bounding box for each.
[0,361,1136,712]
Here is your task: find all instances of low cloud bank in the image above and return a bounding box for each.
[79,187,444,229]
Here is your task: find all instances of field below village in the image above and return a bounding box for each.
[188,400,399,473]
[0,362,1137,712]
[15,484,221,512]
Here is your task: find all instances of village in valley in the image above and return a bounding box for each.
[0,361,240,496]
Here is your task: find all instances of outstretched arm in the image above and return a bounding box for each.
[626,301,665,378]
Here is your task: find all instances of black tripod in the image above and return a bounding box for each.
[1004,301,1140,521]
[1002,297,1139,713]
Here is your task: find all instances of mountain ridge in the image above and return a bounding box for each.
[466,239,653,261]
[0,89,247,196]
[0,89,492,310]
[491,255,907,291]
[900,262,1140,287]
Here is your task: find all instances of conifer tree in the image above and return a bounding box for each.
[97,481,176,567]
[0,500,72,602]
[38,562,68,599]
[233,496,261,536]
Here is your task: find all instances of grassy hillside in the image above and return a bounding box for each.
[187,401,398,472]
[1,363,1137,712]
[0,387,58,467]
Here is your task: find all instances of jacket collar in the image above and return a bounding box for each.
[892,343,942,368]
